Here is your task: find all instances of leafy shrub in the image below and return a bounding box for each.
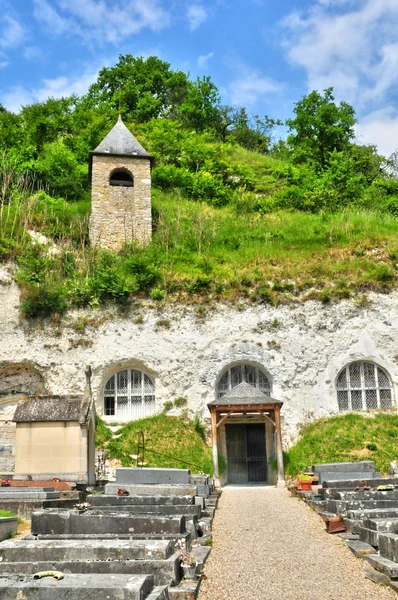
[193,414,206,441]
[150,288,166,301]
[21,283,67,319]
[95,415,113,447]
[174,397,188,408]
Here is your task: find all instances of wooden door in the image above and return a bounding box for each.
[226,423,267,483]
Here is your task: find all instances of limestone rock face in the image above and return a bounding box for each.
[1,263,398,450]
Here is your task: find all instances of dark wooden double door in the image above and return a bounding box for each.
[226,423,267,483]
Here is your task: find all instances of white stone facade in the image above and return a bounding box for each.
[1,265,398,473]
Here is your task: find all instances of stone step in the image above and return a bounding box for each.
[333,490,398,501]
[0,573,154,599]
[84,505,201,517]
[358,517,398,547]
[168,580,201,599]
[365,518,398,532]
[346,540,378,558]
[358,526,379,547]
[365,554,398,579]
[323,478,398,489]
[116,469,191,486]
[343,518,363,533]
[195,485,209,498]
[338,532,359,540]
[347,508,398,520]
[88,495,195,507]
[0,487,55,493]
[0,555,180,587]
[146,586,169,600]
[105,484,198,496]
[25,531,193,550]
[320,472,377,484]
[0,538,174,562]
[314,461,376,473]
[0,491,60,499]
[31,510,187,536]
[190,475,210,484]
[328,499,398,514]
[379,533,398,562]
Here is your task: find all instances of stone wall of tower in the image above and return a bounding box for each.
[89,155,152,251]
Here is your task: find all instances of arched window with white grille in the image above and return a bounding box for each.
[217,364,271,399]
[103,369,155,420]
[336,361,392,411]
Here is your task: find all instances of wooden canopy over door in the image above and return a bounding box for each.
[207,381,285,488]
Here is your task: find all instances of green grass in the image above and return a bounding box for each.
[285,413,398,476]
[0,510,16,518]
[96,413,212,474]
[95,415,113,447]
[4,148,398,318]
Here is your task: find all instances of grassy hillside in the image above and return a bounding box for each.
[285,413,398,476]
[2,61,398,318]
[4,178,398,320]
[95,414,213,474]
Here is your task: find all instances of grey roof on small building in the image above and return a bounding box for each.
[207,381,283,407]
[13,395,92,424]
[92,116,150,158]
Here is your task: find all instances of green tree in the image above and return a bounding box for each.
[85,55,189,123]
[178,76,221,132]
[286,88,356,169]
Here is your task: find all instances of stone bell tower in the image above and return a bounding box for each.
[89,116,152,251]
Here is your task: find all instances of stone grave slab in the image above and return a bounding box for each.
[116,468,191,486]
[0,573,154,600]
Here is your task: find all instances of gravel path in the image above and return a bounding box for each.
[199,486,397,600]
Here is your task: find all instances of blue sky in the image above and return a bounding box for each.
[1,0,398,157]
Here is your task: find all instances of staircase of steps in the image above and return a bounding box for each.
[0,485,79,519]
[0,468,217,599]
[301,461,398,591]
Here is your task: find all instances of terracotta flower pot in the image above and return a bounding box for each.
[300,480,312,491]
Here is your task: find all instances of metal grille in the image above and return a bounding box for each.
[217,364,271,399]
[103,369,155,420]
[336,361,392,411]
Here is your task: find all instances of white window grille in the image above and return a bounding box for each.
[104,369,155,420]
[336,361,392,411]
[217,364,271,399]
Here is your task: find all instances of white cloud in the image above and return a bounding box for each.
[356,107,398,159]
[33,0,72,36]
[186,4,208,31]
[0,15,24,49]
[282,1,398,108]
[229,70,282,106]
[23,46,44,61]
[0,61,9,69]
[33,0,170,44]
[1,68,100,113]
[197,52,213,69]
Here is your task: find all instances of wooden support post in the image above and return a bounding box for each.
[274,406,285,488]
[216,411,233,429]
[210,409,219,484]
[260,411,276,428]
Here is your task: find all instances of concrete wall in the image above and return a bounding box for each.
[89,155,152,250]
[2,266,398,454]
[14,421,88,478]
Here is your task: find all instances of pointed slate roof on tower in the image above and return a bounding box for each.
[92,115,150,158]
[207,381,283,406]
